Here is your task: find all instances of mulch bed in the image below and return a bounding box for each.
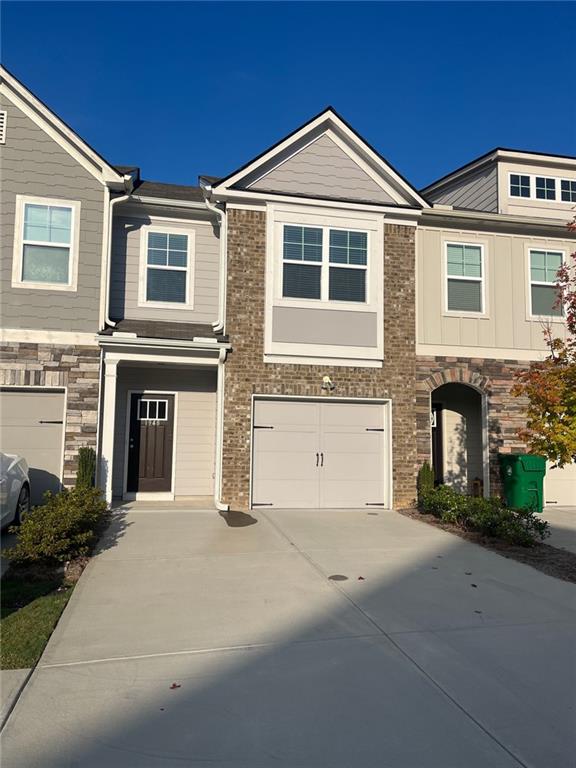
[398,507,576,584]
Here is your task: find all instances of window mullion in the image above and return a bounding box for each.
[321,227,329,301]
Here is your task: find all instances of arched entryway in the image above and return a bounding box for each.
[431,383,486,495]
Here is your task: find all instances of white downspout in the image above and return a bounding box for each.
[214,347,229,511]
[202,186,227,334]
[104,188,132,328]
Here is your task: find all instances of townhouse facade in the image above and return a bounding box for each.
[1,67,574,510]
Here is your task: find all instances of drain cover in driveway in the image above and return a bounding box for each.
[328,574,348,581]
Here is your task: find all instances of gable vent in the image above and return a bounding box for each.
[0,111,6,144]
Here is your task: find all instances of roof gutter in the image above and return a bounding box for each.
[201,183,227,334]
[422,206,574,229]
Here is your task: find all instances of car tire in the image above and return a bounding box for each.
[14,485,30,525]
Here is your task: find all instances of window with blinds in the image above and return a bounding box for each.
[21,203,73,284]
[145,232,188,304]
[446,243,483,313]
[282,225,368,303]
[530,250,563,317]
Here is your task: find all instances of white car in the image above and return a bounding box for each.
[0,452,31,529]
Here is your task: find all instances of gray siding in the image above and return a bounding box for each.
[426,164,498,213]
[112,366,217,497]
[272,306,378,347]
[110,209,219,324]
[0,96,105,332]
[250,135,396,204]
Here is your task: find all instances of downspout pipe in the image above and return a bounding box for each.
[200,184,227,334]
[214,347,229,511]
[104,182,133,328]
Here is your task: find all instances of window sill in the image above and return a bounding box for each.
[275,296,373,312]
[137,300,194,310]
[442,310,490,320]
[11,279,77,292]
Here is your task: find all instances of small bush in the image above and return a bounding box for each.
[417,461,435,505]
[6,487,108,566]
[419,485,550,546]
[76,447,97,488]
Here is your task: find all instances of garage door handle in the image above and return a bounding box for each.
[39,420,64,424]
[320,452,324,467]
[316,452,319,467]
[366,428,384,432]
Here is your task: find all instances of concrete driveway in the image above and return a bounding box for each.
[1,505,574,768]
[543,506,576,555]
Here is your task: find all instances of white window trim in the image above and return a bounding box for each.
[443,241,488,318]
[526,247,566,321]
[508,172,576,204]
[138,224,195,310]
[12,195,81,292]
[281,223,370,307]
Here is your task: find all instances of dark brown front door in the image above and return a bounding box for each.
[127,394,174,493]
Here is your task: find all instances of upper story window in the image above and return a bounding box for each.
[535,177,556,200]
[139,226,194,308]
[445,243,484,314]
[529,250,563,318]
[282,224,367,303]
[11,195,80,291]
[510,174,530,198]
[561,179,576,202]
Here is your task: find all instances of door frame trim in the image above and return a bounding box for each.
[249,394,393,510]
[122,389,179,501]
[0,385,67,491]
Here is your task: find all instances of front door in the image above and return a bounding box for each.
[127,394,175,493]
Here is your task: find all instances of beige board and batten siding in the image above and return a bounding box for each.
[250,134,396,204]
[425,163,498,213]
[417,226,572,351]
[110,208,220,324]
[111,367,216,498]
[0,96,105,332]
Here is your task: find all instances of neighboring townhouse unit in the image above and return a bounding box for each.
[1,67,574,510]
[0,68,131,504]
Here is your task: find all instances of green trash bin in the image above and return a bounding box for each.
[498,454,546,512]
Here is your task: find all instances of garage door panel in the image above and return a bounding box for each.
[0,390,65,505]
[252,399,388,509]
[545,462,576,506]
[321,480,385,508]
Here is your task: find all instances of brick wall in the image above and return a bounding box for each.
[222,209,418,510]
[0,343,100,485]
[416,356,530,495]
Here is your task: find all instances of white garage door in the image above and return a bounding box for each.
[0,388,65,505]
[545,461,576,506]
[252,399,389,509]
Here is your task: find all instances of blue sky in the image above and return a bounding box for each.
[2,2,575,188]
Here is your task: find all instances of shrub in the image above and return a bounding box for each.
[76,447,97,488]
[419,485,550,546]
[417,461,435,505]
[6,487,108,566]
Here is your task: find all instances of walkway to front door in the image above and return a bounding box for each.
[2,507,573,767]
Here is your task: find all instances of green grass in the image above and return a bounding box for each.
[1,574,74,669]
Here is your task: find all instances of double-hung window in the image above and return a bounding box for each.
[561,179,576,203]
[142,230,191,306]
[446,243,484,314]
[12,196,80,290]
[282,224,368,303]
[529,250,563,317]
[535,177,556,200]
[510,174,530,198]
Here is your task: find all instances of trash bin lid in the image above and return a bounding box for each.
[518,455,547,473]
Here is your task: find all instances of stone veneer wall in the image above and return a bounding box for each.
[0,343,100,486]
[416,356,530,496]
[222,209,418,511]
